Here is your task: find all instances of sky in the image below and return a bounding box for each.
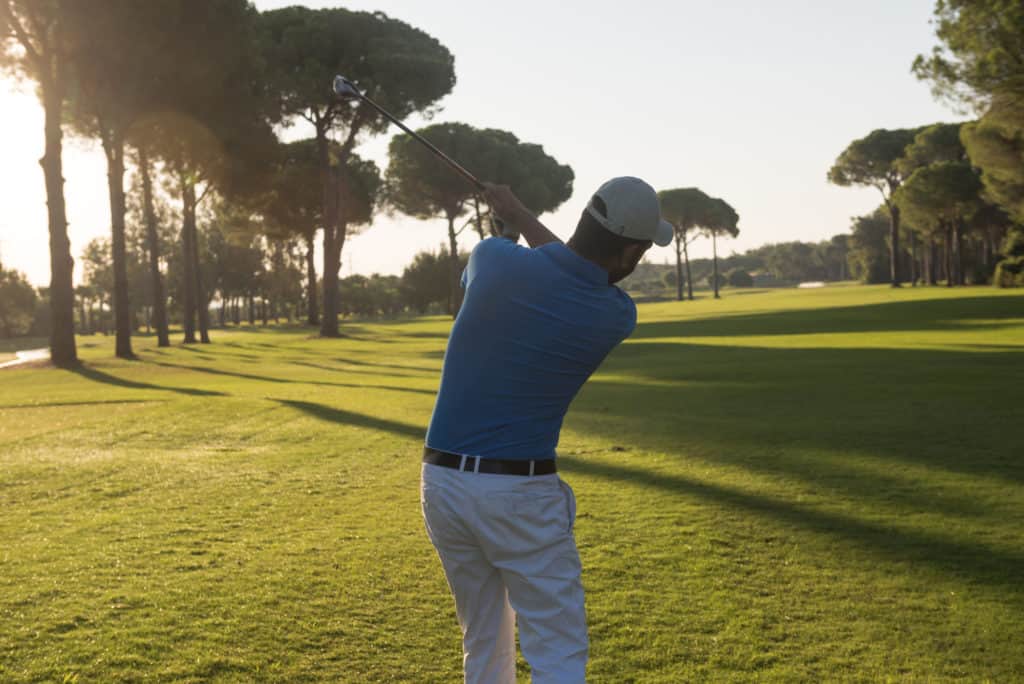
[0,0,960,286]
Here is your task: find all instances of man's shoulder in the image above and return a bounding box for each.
[472,236,528,260]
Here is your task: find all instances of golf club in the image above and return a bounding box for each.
[333,75,514,239]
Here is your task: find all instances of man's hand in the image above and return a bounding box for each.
[482,182,562,248]
[483,183,530,224]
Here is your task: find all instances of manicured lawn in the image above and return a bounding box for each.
[1,285,1022,682]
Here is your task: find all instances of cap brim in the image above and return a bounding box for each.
[654,219,674,247]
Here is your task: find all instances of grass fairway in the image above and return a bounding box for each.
[1,285,1022,682]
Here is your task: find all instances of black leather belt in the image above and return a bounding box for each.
[423,447,557,476]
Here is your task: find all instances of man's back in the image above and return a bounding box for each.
[426,237,636,460]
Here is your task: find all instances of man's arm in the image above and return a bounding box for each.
[482,183,562,248]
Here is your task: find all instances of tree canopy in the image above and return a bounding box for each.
[913,0,1024,110]
[259,5,455,336]
[387,122,572,313]
[898,122,966,175]
[896,161,982,230]
[259,6,456,139]
[828,128,920,194]
[828,127,921,286]
[962,99,1024,223]
[659,188,714,237]
[386,123,573,223]
[704,197,740,240]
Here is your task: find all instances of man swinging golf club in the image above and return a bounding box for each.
[421,177,673,683]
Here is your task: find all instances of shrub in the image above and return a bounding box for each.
[994,256,1024,288]
[0,265,39,338]
[705,273,726,289]
[726,268,754,287]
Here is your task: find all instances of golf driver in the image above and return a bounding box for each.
[332,75,514,239]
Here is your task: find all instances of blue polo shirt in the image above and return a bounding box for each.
[425,238,637,460]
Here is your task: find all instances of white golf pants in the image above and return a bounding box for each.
[420,462,588,684]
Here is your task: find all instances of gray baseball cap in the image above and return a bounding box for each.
[585,177,674,247]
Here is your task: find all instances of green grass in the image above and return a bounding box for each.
[1,285,1022,682]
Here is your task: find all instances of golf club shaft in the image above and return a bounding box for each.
[351,92,485,192]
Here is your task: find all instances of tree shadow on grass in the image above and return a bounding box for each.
[327,382,436,396]
[559,455,1024,594]
[0,399,160,410]
[151,361,291,384]
[273,399,425,440]
[177,347,215,360]
[633,294,1024,339]
[333,357,439,372]
[575,341,1024,486]
[291,358,437,376]
[71,365,227,397]
[152,361,435,395]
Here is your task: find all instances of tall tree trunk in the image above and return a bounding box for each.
[447,213,462,317]
[139,146,169,347]
[320,231,343,337]
[180,175,197,343]
[41,77,77,366]
[928,240,938,285]
[77,296,87,335]
[683,238,694,301]
[954,218,966,286]
[305,232,319,326]
[908,229,918,287]
[261,298,268,326]
[318,152,347,337]
[673,235,683,301]
[248,294,255,325]
[712,231,720,299]
[192,218,211,343]
[316,125,341,338]
[101,126,133,359]
[888,202,903,287]
[944,223,953,287]
[922,241,930,286]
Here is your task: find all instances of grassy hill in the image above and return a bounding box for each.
[1,285,1022,682]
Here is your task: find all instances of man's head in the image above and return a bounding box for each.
[568,177,674,284]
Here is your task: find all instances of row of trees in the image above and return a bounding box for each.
[62,235,468,335]
[828,1,1024,289]
[1,2,575,364]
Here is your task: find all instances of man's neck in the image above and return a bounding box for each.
[566,238,614,284]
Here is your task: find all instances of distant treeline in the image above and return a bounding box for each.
[621,236,852,295]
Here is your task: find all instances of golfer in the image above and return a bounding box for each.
[421,177,673,683]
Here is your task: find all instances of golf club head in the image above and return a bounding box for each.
[333,75,360,99]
